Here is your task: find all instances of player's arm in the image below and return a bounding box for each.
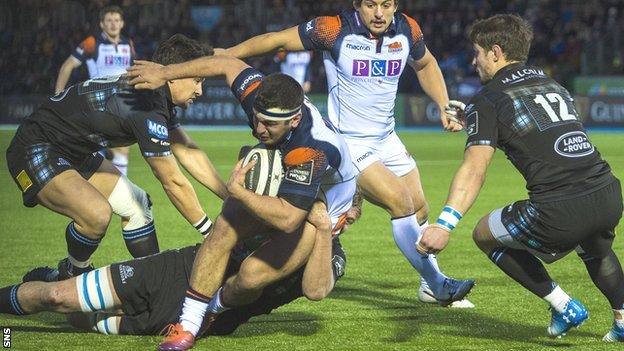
[408,48,460,132]
[145,155,209,227]
[222,26,305,58]
[169,127,229,200]
[127,56,251,90]
[227,159,308,234]
[301,202,335,301]
[418,145,495,254]
[55,56,82,94]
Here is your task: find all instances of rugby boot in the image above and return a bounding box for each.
[158,323,195,350]
[602,321,624,342]
[434,278,475,307]
[22,266,59,283]
[418,277,475,308]
[547,299,589,338]
[57,257,94,281]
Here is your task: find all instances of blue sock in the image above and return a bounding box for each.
[391,215,447,293]
[0,284,26,315]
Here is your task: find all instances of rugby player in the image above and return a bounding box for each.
[419,14,624,342]
[0,208,346,337]
[55,5,136,175]
[6,34,227,280]
[208,0,474,306]
[128,55,360,350]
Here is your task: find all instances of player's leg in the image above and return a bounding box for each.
[36,169,112,278]
[174,198,271,341]
[88,158,158,258]
[109,146,130,176]
[474,203,588,337]
[0,266,121,316]
[219,222,315,308]
[574,180,624,342]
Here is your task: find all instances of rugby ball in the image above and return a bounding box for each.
[241,144,283,196]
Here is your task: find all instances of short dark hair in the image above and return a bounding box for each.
[353,0,398,7]
[254,74,304,114]
[99,5,124,22]
[152,34,213,65]
[468,14,533,63]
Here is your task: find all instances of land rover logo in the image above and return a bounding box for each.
[554,131,594,157]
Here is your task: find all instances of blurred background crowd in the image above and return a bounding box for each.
[0,0,622,95]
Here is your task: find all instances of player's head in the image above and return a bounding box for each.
[99,6,124,38]
[468,14,533,84]
[353,0,398,36]
[153,34,214,108]
[252,73,304,146]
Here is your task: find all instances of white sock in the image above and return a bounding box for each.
[207,287,230,314]
[179,296,208,336]
[391,215,447,295]
[112,153,128,176]
[615,309,624,328]
[543,285,571,313]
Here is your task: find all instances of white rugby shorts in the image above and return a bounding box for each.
[344,132,416,176]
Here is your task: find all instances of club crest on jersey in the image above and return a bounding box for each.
[554,131,594,157]
[388,41,403,53]
[285,161,313,185]
[352,60,402,77]
[147,120,168,140]
[306,20,313,31]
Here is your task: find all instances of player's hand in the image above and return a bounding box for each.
[126,60,167,90]
[226,158,256,198]
[440,100,466,132]
[416,224,451,255]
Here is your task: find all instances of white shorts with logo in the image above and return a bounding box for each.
[344,132,416,177]
[320,177,357,235]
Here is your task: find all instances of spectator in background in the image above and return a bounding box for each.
[55,5,135,176]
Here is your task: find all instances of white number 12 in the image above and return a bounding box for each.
[533,93,576,122]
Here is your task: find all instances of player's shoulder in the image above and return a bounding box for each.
[396,13,424,42]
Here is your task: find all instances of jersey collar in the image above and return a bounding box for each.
[492,62,526,81]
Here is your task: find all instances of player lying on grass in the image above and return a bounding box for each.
[0,201,345,337]
[128,54,369,350]
[5,34,227,280]
[418,14,624,342]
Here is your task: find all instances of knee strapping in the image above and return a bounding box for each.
[108,176,153,232]
[91,313,120,335]
[75,268,116,313]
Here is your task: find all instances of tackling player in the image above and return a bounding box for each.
[419,14,624,342]
[6,34,227,280]
[55,6,136,175]
[0,207,346,337]
[211,0,473,306]
[128,54,364,350]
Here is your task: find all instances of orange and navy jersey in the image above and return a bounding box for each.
[298,10,426,140]
[72,32,136,78]
[231,67,356,211]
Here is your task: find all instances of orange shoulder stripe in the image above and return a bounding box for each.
[402,13,424,42]
[284,147,324,167]
[240,80,261,101]
[80,36,96,55]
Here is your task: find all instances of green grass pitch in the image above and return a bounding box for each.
[0,129,622,350]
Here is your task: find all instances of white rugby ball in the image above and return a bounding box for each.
[242,144,284,196]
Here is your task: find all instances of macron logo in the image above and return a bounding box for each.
[306,21,313,31]
[346,43,371,51]
[147,120,168,139]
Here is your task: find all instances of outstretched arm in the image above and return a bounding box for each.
[221,26,305,58]
[418,145,495,254]
[170,127,229,200]
[127,56,251,90]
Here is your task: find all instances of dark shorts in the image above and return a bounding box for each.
[111,246,197,335]
[6,128,103,207]
[492,179,622,258]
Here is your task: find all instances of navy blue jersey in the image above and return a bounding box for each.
[231,68,356,211]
